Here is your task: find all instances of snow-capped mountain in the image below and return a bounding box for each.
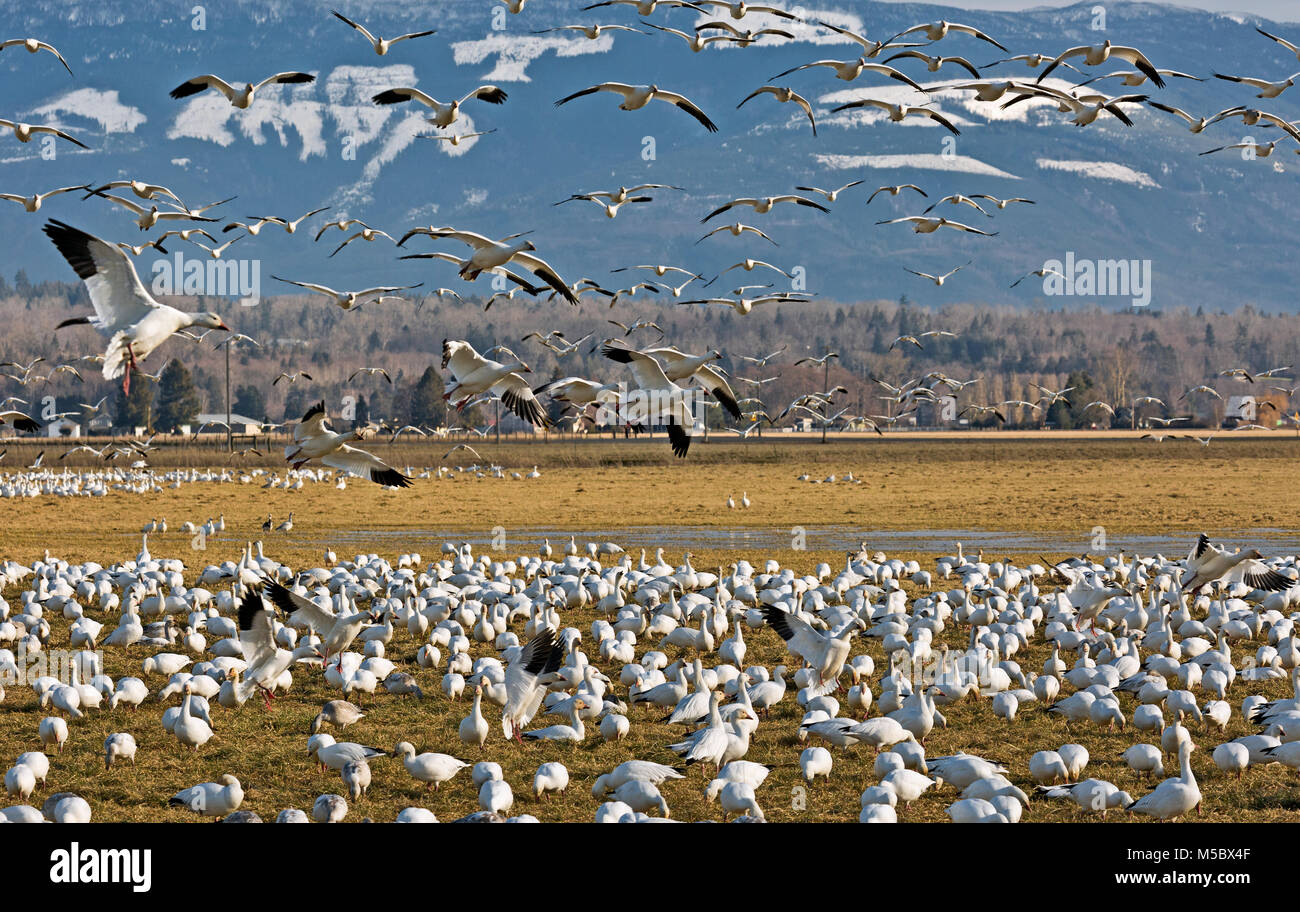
[1,0,1298,310]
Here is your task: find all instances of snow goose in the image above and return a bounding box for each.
[0,37,73,73]
[234,589,298,707]
[533,762,570,799]
[1179,535,1293,594]
[533,23,647,39]
[1213,742,1250,778]
[4,765,35,801]
[875,215,996,236]
[800,746,833,782]
[946,797,1009,823]
[613,779,670,817]
[39,716,68,752]
[501,627,565,740]
[831,97,962,134]
[1039,778,1131,818]
[104,733,137,769]
[372,84,507,128]
[702,194,829,223]
[1035,39,1165,87]
[169,774,243,819]
[313,794,348,823]
[442,339,551,426]
[771,56,925,89]
[554,83,718,132]
[394,742,469,790]
[14,753,48,789]
[309,700,365,735]
[479,778,514,815]
[1127,740,1201,821]
[331,11,435,54]
[601,343,697,457]
[1122,743,1164,778]
[460,684,491,748]
[0,119,86,148]
[888,19,1007,51]
[522,698,588,742]
[43,220,230,394]
[0,184,89,213]
[174,681,214,751]
[309,734,386,772]
[170,71,315,108]
[270,275,421,312]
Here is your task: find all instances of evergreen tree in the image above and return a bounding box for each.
[153,359,201,432]
[232,384,266,420]
[408,365,447,426]
[282,387,310,422]
[113,377,155,432]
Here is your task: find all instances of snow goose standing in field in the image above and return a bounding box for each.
[104,733,137,769]
[313,794,348,823]
[534,762,570,799]
[169,71,316,108]
[601,343,698,457]
[331,11,436,54]
[174,680,214,751]
[393,742,470,790]
[460,684,491,748]
[441,340,551,426]
[308,734,387,772]
[169,774,243,819]
[762,606,864,694]
[278,401,412,488]
[372,84,508,128]
[1127,739,1201,820]
[43,220,230,394]
[554,83,719,132]
[522,698,589,742]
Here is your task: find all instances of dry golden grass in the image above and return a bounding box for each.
[1,436,1298,822]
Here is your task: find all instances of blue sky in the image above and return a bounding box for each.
[877,0,1296,19]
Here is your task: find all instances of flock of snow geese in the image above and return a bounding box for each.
[0,530,1299,822]
[0,4,1294,463]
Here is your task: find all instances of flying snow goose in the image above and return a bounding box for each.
[0,185,88,213]
[693,1,803,19]
[904,261,970,286]
[763,605,864,692]
[1036,40,1165,87]
[1257,26,1300,61]
[640,20,743,52]
[0,410,39,432]
[329,227,395,257]
[0,119,86,148]
[924,194,991,216]
[696,222,778,245]
[830,98,962,134]
[170,72,316,108]
[279,400,413,487]
[736,86,817,134]
[0,37,73,74]
[1080,68,1201,88]
[642,345,742,420]
[501,627,566,740]
[601,343,698,456]
[888,19,1007,51]
[330,10,436,54]
[1001,85,1149,126]
[411,228,578,304]
[770,57,924,90]
[554,83,719,132]
[235,590,298,707]
[442,339,551,427]
[581,0,702,12]
[43,220,229,394]
[1179,535,1293,593]
[866,184,927,203]
[270,275,421,311]
[794,180,862,203]
[883,49,982,77]
[532,24,647,39]
[702,194,829,223]
[89,192,221,230]
[696,20,795,46]
[264,579,380,659]
[876,216,996,236]
[372,85,507,127]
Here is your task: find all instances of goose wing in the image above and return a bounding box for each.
[322,445,413,487]
[42,220,158,332]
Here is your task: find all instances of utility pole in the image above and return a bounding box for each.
[225,342,232,452]
[821,358,829,445]
[495,399,500,445]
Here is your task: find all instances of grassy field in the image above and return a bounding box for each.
[1,436,1298,822]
